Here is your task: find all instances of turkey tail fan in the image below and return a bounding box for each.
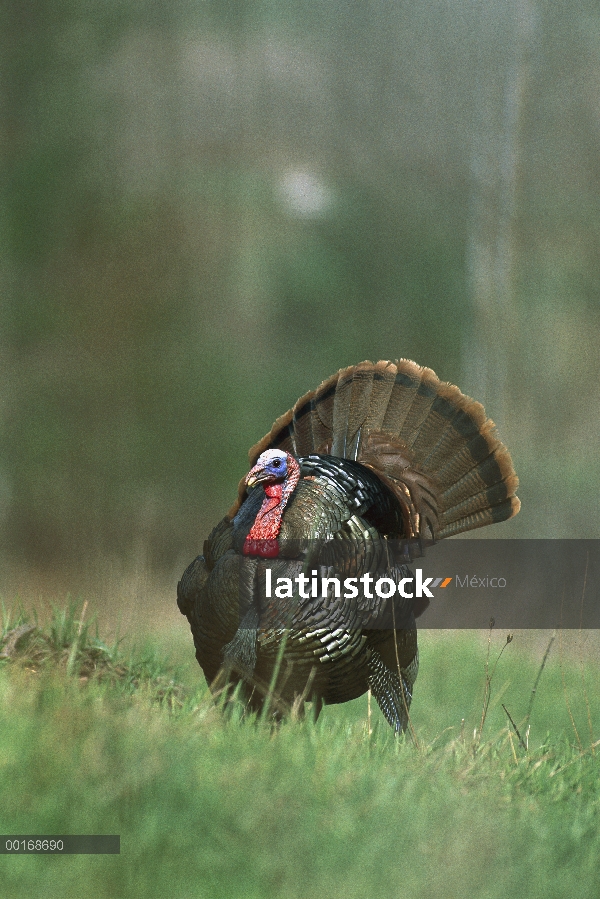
[229,360,520,538]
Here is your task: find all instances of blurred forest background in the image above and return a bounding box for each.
[1,0,600,604]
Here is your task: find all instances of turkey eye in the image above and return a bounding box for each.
[272,460,281,467]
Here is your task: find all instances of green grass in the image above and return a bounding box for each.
[0,605,599,899]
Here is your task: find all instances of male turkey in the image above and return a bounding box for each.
[177,360,519,731]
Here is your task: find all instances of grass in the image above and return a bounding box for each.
[0,603,599,899]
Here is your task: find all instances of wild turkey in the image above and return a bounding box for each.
[177,360,519,731]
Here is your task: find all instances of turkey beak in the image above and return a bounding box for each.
[245,466,267,490]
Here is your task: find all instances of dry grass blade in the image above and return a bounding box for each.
[291,665,319,721]
[577,553,595,754]
[525,630,555,725]
[477,622,513,746]
[477,618,495,743]
[502,702,527,751]
[506,724,519,764]
[66,599,89,676]
[558,585,583,752]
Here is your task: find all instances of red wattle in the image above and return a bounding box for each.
[243,457,300,558]
[243,537,279,558]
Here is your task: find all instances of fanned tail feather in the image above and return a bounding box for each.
[231,359,520,538]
